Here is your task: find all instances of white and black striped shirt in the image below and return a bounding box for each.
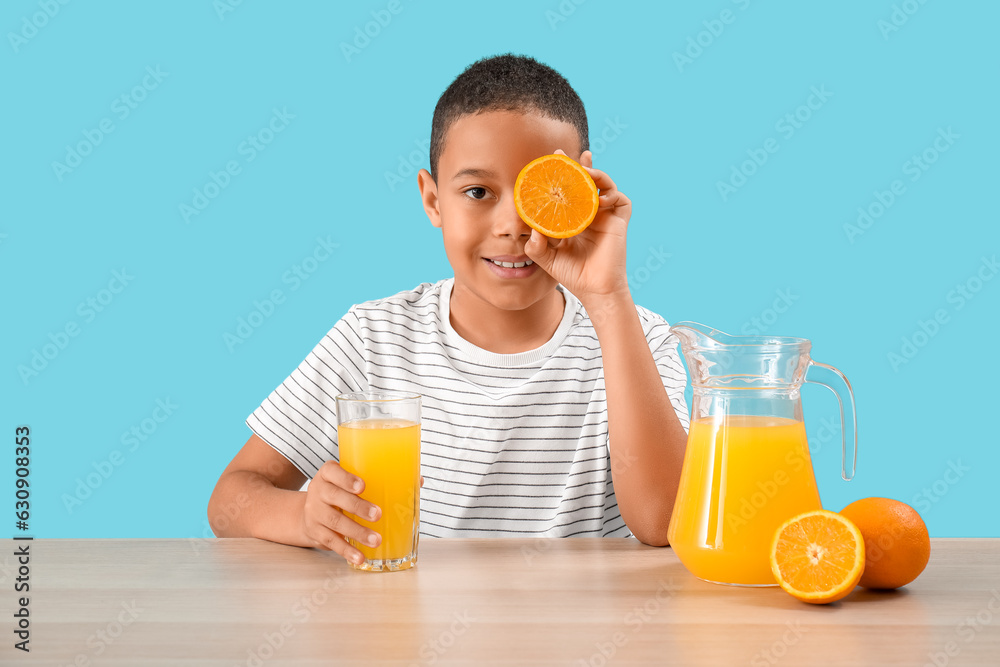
[247,278,690,538]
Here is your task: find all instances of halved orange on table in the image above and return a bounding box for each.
[513,154,599,238]
[770,510,866,604]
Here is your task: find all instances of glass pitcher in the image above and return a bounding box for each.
[666,322,857,586]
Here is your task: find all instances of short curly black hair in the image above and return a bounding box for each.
[429,53,589,180]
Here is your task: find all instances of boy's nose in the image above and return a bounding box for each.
[494,198,532,238]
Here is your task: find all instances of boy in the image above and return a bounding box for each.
[208,54,690,567]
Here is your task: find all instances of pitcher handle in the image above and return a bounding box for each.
[805,361,858,481]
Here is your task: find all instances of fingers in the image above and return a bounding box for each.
[552,148,594,169]
[599,189,632,212]
[304,461,384,566]
[317,499,381,547]
[581,164,630,218]
[305,497,382,566]
[315,478,382,524]
[306,522,365,566]
[525,229,558,269]
[319,460,365,494]
[584,164,615,193]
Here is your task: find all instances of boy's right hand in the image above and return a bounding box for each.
[301,461,382,566]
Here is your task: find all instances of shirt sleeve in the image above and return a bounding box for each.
[245,308,368,479]
[636,306,691,433]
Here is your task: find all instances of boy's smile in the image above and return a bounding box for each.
[483,254,537,279]
[418,109,584,353]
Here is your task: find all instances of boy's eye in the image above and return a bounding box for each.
[463,187,488,200]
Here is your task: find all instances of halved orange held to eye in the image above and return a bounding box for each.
[513,154,599,239]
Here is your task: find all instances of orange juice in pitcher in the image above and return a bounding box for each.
[669,416,821,585]
[667,323,857,586]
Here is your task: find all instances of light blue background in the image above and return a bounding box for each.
[3,1,997,538]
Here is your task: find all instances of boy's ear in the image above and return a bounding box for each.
[417,169,442,229]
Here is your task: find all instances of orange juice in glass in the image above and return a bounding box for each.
[336,392,420,572]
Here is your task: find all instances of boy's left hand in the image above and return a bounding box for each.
[524,149,631,306]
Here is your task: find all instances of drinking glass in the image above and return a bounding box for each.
[336,391,421,572]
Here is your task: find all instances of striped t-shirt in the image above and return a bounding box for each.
[246,278,690,538]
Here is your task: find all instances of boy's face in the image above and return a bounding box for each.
[418,109,583,312]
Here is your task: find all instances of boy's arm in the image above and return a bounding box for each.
[208,434,313,546]
[524,149,687,546]
[586,294,688,546]
[210,434,407,564]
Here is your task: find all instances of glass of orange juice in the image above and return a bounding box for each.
[335,391,421,572]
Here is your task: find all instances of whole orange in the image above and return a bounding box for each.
[839,497,931,589]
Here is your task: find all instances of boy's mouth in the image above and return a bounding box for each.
[486,255,533,269]
[482,255,538,278]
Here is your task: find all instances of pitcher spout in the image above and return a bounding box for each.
[668,321,813,389]
[668,321,736,351]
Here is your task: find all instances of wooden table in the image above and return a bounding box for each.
[7,538,999,665]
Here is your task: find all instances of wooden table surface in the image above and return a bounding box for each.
[5,537,999,666]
